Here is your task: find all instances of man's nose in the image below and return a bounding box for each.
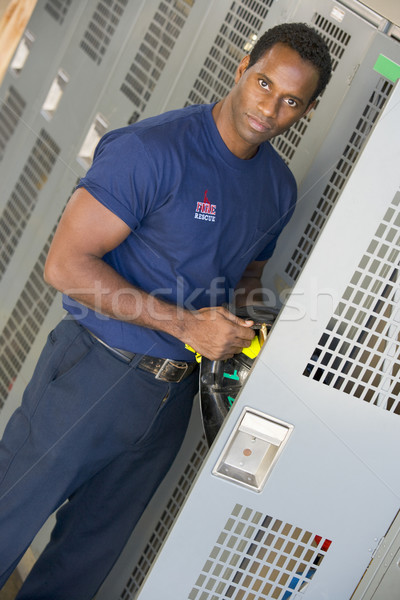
[258,95,278,118]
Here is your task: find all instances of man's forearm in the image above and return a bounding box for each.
[45,253,191,341]
[45,252,257,359]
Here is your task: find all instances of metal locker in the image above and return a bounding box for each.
[118,79,400,600]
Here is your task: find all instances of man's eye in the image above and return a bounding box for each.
[258,79,270,90]
[286,98,298,107]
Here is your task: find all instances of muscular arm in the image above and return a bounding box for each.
[44,188,255,360]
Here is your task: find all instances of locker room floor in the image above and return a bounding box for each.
[0,570,22,600]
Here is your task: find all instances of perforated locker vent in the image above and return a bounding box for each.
[185,0,274,107]
[80,0,128,66]
[0,129,60,283]
[188,503,332,600]
[0,231,58,409]
[304,191,400,414]
[120,0,194,120]
[118,435,208,599]
[270,13,351,164]
[285,77,393,283]
[0,86,26,162]
[44,0,72,24]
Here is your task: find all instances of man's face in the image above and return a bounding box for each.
[223,42,320,159]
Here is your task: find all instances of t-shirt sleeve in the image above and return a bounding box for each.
[76,129,157,231]
[254,171,297,261]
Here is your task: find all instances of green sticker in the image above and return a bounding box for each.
[227,396,236,406]
[223,370,240,380]
[373,54,400,83]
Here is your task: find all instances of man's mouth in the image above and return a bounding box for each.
[247,114,273,133]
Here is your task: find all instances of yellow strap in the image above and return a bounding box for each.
[185,344,202,363]
[241,335,261,359]
[186,334,262,362]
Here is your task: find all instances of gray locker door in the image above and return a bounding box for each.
[127,81,400,600]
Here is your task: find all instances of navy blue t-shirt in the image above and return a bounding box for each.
[64,104,296,359]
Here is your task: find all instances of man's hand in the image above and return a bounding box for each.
[183,306,255,361]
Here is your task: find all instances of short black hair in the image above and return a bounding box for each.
[248,23,332,103]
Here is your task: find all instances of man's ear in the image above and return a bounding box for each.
[235,55,251,84]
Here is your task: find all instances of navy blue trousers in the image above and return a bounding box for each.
[0,317,198,599]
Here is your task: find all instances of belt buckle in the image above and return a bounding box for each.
[155,359,187,383]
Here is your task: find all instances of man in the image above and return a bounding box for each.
[0,22,332,599]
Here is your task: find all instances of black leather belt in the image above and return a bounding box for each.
[86,328,197,383]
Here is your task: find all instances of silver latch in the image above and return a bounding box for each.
[213,408,293,492]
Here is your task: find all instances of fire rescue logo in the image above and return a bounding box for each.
[194,189,216,222]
